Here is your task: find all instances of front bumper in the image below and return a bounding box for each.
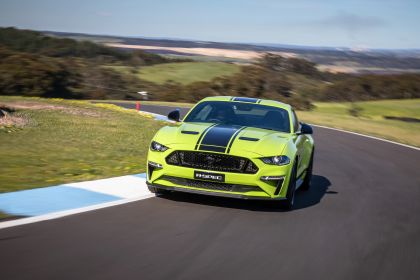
[147,181,287,200]
[147,149,294,199]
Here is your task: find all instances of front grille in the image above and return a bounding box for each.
[165,151,258,174]
[162,176,260,193]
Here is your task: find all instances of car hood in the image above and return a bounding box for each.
[154,122,291,157]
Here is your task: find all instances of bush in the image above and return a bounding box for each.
[258,53,321,77]
[348,103,363,117]
[0,48,78,98]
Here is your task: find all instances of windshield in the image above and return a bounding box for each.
[184,101,291,133]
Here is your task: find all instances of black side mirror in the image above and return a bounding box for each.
[167,109,180,122]
[299,123,313,134]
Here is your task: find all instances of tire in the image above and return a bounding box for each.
[300,149,314,191]
[148,185,171,195]
[279,161,298,210]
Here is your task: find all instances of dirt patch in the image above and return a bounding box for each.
[0,108,28,128]
[0,101,102,117]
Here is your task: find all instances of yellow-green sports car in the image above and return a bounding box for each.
[146,96,314,209]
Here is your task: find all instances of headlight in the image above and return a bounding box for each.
[260,155,290,166]
[150,141,169,152]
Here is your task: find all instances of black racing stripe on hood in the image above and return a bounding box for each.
[226,127,246,154]
[195,123,217,150]
[198,124,241,152]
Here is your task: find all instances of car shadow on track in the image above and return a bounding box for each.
[157,175,333,212]
[293,175,334,210]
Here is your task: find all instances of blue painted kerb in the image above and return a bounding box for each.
[0,186,120,216]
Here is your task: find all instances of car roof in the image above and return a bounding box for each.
[199,96,292,111]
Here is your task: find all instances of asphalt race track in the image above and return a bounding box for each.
[0,104,419,280]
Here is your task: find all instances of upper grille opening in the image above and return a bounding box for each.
[165,151,258,174]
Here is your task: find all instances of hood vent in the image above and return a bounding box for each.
[239,137,259,142]
[181,130,199,135]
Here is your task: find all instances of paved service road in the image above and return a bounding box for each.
[1,104,419,280]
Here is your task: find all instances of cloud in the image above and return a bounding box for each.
[314,11,386,32]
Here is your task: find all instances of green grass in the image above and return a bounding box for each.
[0,96,166,193]
[110,62,241,85]
[0,211,9,219]
[297,99,420,147]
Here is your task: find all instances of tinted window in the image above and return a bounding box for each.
[184,101,290,133]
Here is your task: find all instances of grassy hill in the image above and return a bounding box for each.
[110,62,241,85]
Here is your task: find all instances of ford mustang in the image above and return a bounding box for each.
[146,96,314,209]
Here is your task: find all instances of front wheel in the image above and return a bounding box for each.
[279,162,297,210]
[300,149,314,191]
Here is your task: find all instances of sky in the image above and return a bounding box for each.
[0,0,419,49]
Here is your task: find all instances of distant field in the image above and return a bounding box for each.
[110,62,241,85]
[163,54,250,63]
[0,96,165,192]
[297,99,420,147]
[107,44,264,60]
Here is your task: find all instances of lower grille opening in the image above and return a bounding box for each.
[162,176,261,193]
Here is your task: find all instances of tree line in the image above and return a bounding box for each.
[1,27,420,108]
[0,27,187,99]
